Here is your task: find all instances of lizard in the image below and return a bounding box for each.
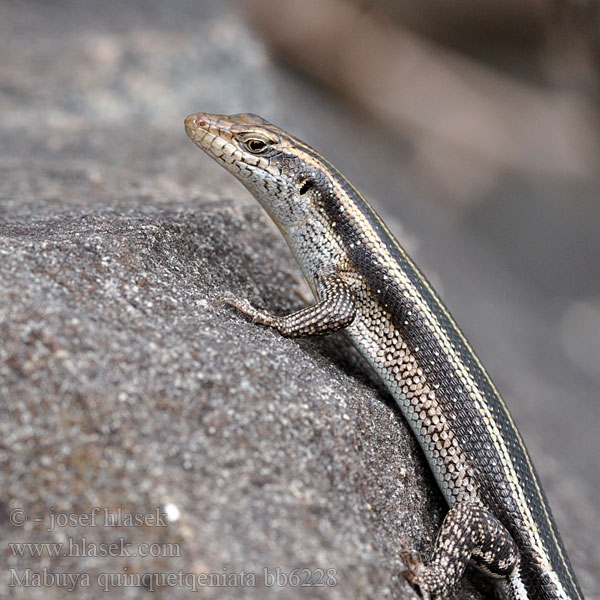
[184,111,584,600]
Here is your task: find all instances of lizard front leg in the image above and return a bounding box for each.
[222,272,356,337]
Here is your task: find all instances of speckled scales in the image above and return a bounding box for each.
[185,112,584,600]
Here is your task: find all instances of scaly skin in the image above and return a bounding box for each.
[184,112,584,600]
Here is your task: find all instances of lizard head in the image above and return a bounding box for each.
[185,112,281,168]
[184,112,327,232]
[184,112,293,184]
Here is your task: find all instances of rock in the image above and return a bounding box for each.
[2,160,493,598]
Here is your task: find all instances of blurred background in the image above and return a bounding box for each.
[1,0,599,595]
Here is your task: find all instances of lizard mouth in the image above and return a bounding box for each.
[184,113,215,149]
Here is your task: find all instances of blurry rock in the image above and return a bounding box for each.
[559,300,600,378]
[1,158,498,598]
[243,0,600,205]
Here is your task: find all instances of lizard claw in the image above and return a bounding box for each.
[220,294,258,318]
[219,293,274,328]
[218,292,237,306]
[398,543,430,600]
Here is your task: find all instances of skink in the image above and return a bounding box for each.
[184,112,584,600]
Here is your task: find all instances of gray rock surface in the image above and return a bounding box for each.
[0,184,452,599]
[0,1,597,599]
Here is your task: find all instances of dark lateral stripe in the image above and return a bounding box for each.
[292,137,581,599]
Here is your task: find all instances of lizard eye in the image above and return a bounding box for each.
[245,138,268,154]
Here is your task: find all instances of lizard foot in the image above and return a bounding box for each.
[399,544,431,600]
[220,294,278,328]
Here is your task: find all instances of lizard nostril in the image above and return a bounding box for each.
[185,114,209,130]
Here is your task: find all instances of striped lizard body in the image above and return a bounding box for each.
[184,112,584,600]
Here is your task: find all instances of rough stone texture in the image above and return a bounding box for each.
[0,187,452,599]
[0,1,598,599]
